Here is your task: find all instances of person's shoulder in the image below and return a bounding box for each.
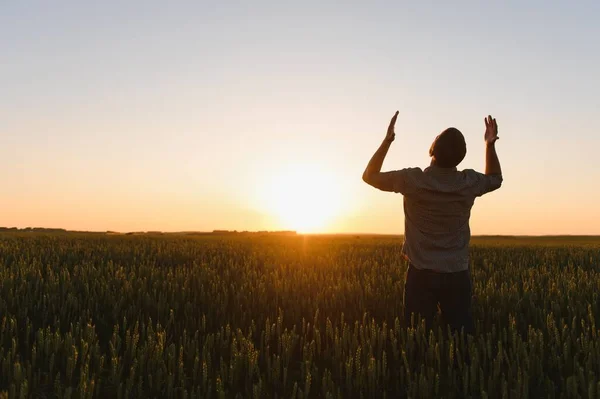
[401,167,424,181]
[402,167,423,174]
[460,168,481,175]
[460,169,503,189]
[460,168,485,179]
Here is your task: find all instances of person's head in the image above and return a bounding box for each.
[429,127,466,168]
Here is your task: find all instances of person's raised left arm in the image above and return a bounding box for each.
[362,111,399,191]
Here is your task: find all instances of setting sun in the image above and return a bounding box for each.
[257,164,345,233]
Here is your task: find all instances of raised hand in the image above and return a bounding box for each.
[484,115,499,145]
[385,111,399,143]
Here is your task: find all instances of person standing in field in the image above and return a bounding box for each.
[362,112,502,335]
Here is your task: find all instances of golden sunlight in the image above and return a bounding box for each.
[258,164,344,233]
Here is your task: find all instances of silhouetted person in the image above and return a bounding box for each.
[362,112,502,335]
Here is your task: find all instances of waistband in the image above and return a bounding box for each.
[409,263,469,275]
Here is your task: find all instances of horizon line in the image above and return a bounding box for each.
[2,227,600,238]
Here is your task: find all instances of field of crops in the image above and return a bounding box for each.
[0,232,599,398]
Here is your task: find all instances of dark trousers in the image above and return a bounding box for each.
[403,263,475,336]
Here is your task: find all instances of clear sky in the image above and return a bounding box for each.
[1,1,599,234]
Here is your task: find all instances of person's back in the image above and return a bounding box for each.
[401,165,501,273]
[362,112,502,335]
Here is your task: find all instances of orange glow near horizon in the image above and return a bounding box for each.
[255,164,348,233]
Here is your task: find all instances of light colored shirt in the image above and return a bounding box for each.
[378,165,502,272]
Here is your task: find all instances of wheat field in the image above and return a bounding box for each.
[0,232,599,398]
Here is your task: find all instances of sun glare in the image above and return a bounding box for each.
[258,164,344,233]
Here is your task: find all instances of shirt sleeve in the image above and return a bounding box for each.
[464,169,503,197]
[374,168,421,195]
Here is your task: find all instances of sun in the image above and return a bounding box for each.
[258,164,343,233]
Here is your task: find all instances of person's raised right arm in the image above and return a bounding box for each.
[484,115,502,176]
[468,115,503,197]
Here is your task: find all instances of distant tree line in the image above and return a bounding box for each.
[212,230,297,235]
[0,227,298,236]
[0,227,67,233]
